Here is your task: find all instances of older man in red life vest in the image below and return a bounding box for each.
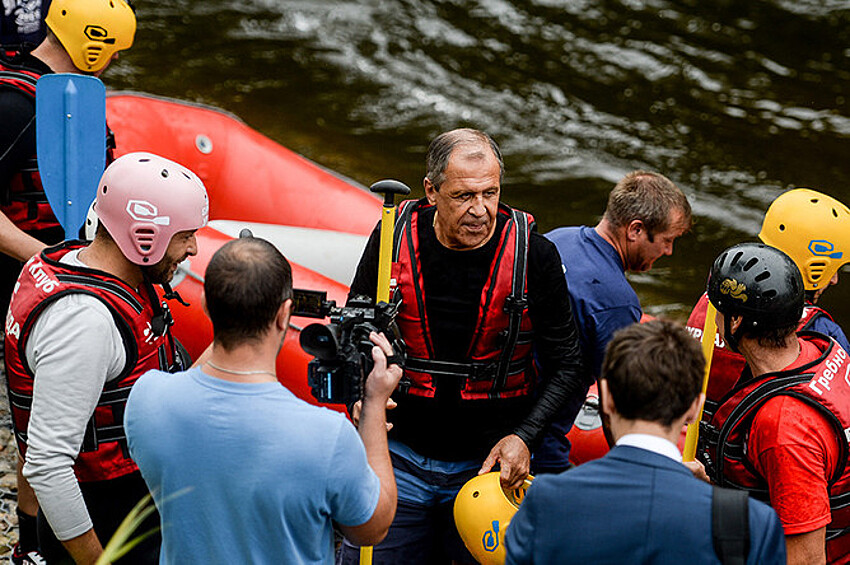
[338,128,586,564]
[698,242,850,565]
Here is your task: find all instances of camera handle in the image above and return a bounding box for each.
[370,179,411,302]
[361,180,409,565]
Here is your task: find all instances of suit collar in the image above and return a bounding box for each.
[606,445,693,477]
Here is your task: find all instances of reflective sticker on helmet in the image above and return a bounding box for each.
[719,278,748,302]
[126,200,171,225]
[809,239,844,259]
[482,521,500,553]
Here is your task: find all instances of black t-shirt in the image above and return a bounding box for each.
[349,202,587,461]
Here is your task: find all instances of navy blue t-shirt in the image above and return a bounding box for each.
[545,225,642,378]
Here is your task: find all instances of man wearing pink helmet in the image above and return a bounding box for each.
[4,152,208,565]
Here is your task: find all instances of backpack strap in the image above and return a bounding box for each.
[712,486,750,565]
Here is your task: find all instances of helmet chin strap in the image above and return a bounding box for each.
[161,282,190,307]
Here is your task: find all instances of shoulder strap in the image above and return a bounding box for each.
[491,208,530,392]
[712,486,750,565]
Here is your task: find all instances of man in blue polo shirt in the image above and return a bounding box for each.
[538,170,691,470]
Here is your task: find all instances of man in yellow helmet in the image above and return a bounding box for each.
[0,0,135,308]
[0,2,135,562]
[686,189,850,434]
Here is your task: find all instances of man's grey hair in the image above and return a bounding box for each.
[425,128,504,190]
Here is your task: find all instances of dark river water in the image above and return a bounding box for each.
[105,0,850,323]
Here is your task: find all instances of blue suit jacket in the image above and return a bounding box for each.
[505,445,786,564]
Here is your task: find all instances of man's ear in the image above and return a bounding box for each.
[625,219,644,242]
[683,393,705,426]
[729,315,743,334]
[424,177,437,205]
[599,379,616,417]
[278,298,292,331]
[201,291,208,317]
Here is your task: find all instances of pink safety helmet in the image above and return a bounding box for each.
[94,152,209,265]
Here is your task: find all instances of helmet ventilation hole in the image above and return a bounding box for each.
[139,158,150,162]
[833,208,839,217]
[472,491,480,498]
[134,227,155,254]
[778,224,785,231]
[61,10,66,15]
[811,199,819,204]
[161,169,169,178]
[754,271,770,282]
[763,289,777,298]
[730,251,743,266]
[102,185,107,193]
[182,172,191,179]
[743,257,758,271]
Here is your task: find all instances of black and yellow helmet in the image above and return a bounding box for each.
[707,242,804,333]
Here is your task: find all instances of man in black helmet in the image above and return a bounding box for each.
[699,242,850,565]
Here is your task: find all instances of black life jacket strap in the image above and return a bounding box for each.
[491,208,529,396]
[80,384,135,453]
[712,486,750,565]
[405,356,528,381]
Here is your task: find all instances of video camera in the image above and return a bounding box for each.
[292,288,404,406]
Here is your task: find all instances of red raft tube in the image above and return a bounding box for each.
[168,224,366,412]
[105,91,381,234]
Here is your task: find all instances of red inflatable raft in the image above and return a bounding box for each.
[106,91,380,234]
[105,92,380,410]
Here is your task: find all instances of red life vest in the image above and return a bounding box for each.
[0,49,115,233]
[0,49,57,232]
[686,292,833,422]
[699,332,850,555]
[390,199,536,400]
[4,242,182,482]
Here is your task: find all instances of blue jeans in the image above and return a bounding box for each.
[337,440,479,564]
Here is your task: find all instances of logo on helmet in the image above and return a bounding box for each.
[126,200,171,226]
[482,521,500,553]
[808,239,843,260]
[719,278,748,302]
[84,25,116,44]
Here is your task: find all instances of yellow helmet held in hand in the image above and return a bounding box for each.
[453,472,533,565]
[759,188,850,290]
[45,0,136,73]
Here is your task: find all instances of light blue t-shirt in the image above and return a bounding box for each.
[125,367,380,565]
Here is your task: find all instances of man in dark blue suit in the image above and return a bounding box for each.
[504,320,786,564]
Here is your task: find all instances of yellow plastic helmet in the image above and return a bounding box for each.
[759,188,850,290]
[45,0,136,73]
[453,472,533,565]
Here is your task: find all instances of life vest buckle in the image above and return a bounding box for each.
[468,362,498,382]
[503,295,527,314]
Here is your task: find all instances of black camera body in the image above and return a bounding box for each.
[292,289,404,406]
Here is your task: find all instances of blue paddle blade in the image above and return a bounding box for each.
[36,73,106,239]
